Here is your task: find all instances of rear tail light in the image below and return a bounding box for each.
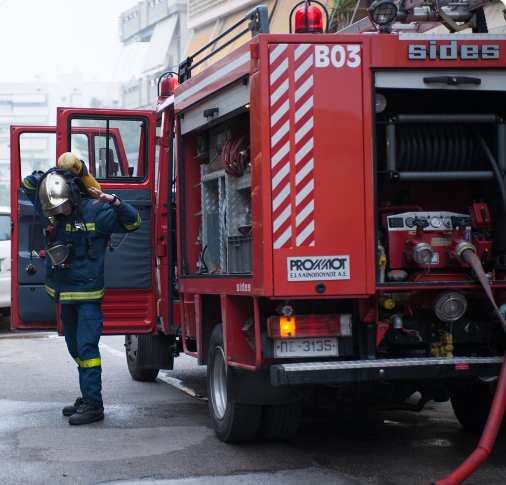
[268,314,352,338]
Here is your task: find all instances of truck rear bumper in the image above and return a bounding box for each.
[270,357,504,386]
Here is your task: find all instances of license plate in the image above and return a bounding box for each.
[274,338,338,358]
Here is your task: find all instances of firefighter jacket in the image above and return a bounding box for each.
[22,173,141,304]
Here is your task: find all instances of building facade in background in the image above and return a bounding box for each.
[119,0,189,109]
[0,74,119,206]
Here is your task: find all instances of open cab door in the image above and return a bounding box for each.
[11,126,58,330]
[11,108,158,335]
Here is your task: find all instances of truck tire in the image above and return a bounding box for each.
[451,382,496,433]
[125,335,160,382]
[207,324,262,442]
[258,400,303,440]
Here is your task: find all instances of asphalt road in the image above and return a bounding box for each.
[1,321,506,485]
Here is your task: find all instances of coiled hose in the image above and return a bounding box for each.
[396,123,487,172]
[222,129,250,177]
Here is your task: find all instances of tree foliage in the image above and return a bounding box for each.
[326,0,358,32]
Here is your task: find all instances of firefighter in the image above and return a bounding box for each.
[22,154,141,425]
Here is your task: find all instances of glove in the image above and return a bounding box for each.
[77,160,89,178]
[31,170,44,182]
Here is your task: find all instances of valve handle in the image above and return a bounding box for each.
[412,218,429,228]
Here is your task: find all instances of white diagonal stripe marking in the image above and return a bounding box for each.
[271,99,289,127]
[273,205,291,232]
[274,226,292,249]
[296,138,314,165]
[273,183,291,211]
[296,158,314,185]
[270,58,288,85]
[271,141,290,168]
[295,75,313,102]
[270,44,287,64]
[271,79,289,106]
[296,221,314,246]
[294,44,311,60]
[272,162,290,190]
[271,120,290,148]
[296,200,314,226]
[295,55,313,81]
[296,179,314,205]
[295,96,313,123]
[295,117,313,144]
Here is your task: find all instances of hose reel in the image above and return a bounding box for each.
[383,115,506,181]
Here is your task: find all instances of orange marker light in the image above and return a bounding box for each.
[279,317,296,338]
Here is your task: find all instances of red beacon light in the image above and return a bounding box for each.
[290,1,328,34]
[158,71,178,97]
[295,5,323,33]
[161,76,178,96]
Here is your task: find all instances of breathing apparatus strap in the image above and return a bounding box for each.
[66,173,98,260]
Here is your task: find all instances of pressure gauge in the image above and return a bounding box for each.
[406,217,415,228]
[430,217,442,228]
[443,217,452,228]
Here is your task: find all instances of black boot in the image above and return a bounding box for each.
[62,397,83,416]
[68,404,104,425]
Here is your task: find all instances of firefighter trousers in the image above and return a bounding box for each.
[61,302,104,408]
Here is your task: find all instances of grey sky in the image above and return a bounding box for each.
[0,0,129,82]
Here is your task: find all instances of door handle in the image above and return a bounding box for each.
[423,76,481,86]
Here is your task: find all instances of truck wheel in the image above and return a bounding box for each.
[451,383,496,433]
[258,400,303,440]
[207,324,262,442]
[125,335,160,382]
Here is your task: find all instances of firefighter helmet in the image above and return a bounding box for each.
[38,172,73,217]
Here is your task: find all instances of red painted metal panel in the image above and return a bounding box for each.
[264,41,369,297]
[10,126,58,331]
[221,294,256,368]
[55,108,158,335]
[55,290,157,335]
[255,33,506,70]
[250,70,270,297]
[174,43,251,113]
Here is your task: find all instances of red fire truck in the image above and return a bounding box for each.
[10,0,506,473]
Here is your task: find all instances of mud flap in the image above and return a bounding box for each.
[227,366,311,405]
[137,333,175,370]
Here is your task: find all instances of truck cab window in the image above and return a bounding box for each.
[69,117,148,181]
[19,132,57,181]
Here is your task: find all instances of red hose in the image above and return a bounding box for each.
[424,249,506,485]
[424,352,506,485]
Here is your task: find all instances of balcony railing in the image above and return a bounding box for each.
[188,0,229,20]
